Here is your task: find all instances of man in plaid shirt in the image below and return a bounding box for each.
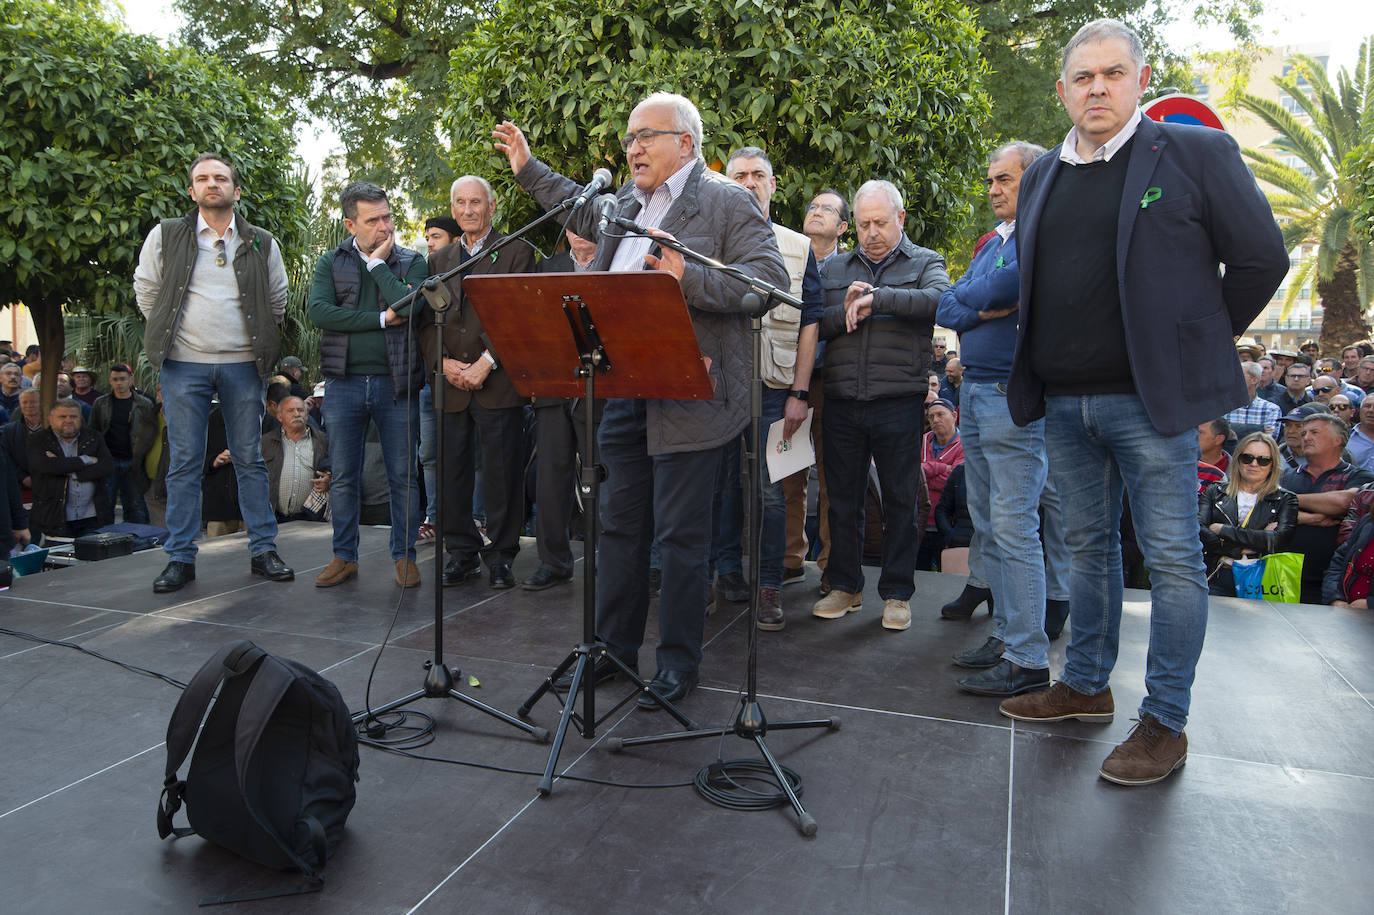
[1223,362,1281,435]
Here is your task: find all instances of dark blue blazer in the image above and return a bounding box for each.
[1007,116,1289,436]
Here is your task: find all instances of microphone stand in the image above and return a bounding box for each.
[602,220,839,836]
[350,190,593,741]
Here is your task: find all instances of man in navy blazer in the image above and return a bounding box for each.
[997,19,1289,786]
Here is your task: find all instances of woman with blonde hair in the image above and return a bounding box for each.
[1198,431,1298,597]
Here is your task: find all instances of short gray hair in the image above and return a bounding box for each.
[1304,412,1350,445]
[726,146,772,177]
[853,179,903,214]
[989,141,1047,171]
[636,92,703,157]
[1061,18,1146,80]
[1240,361,1263,380]
[451,175,493,201]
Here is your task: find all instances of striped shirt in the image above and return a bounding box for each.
[609,158,698,273]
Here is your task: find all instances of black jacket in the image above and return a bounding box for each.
[934,463,973,548]
[1197,482,1298,572]
[26,428,114,536]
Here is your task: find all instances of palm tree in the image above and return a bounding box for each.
[1237,38,1373,351]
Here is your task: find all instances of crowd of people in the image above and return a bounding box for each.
[7,18,1314,789]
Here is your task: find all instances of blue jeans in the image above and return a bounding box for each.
[160,359,277,563]
[822,395,923,600]
[418,384,438,520]
[1040,472,1070,601]
[105,459,149,524]
[1044,394,1208,733]
[960,381,1051,669]
[322,375,420,562]
[711,386,789,589]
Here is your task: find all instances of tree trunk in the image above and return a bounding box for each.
[27,293,66,419]
[1317,242,1369,353]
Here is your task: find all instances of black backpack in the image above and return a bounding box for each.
[157,640,360,900]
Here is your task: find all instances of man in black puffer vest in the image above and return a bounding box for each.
[308,182,428,590]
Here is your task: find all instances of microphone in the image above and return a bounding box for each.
[572,168,613,210]
[597,195,617,235]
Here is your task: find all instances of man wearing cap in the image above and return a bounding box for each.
[70,367,102,407]
[424,216,461,255]
[1300,340,1321,362]
[134,152,296,593]
[1223,361,1281,436]
[90,363,156,525]
[1282,410,1374,603]
[278,356,310,400]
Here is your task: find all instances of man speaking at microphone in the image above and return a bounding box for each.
[494,92,787,708]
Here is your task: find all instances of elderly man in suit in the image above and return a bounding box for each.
[997,19,1289,786]
[421,175,538,591]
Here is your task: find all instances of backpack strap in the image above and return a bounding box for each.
[158,640,262,840]
[232,654,326,882]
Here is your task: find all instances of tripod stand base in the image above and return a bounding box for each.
[520,642,700,796]
[351,660,550,743]
[609,699,837,835]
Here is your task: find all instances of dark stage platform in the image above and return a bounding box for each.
[2,522,1371,913]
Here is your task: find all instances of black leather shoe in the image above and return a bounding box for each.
[941,584,994,620]
[489,562,515,589]
[552,655,638,693]
[716,572,750,603]
[442,556,481,586]
[250,550,294,582]
[953,636,1005,669]
[522,566,573,591]
[1045,598,1069,640]
[637,669,699,710]
[957,659,1050,697]
[153,561,195,593]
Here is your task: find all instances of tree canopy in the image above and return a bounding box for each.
[175,0,474,218]
[1237,38,1374,349]
[444,0,992,252]
[0,0,308,400]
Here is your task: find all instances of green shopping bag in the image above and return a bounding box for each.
[1234,552,1304,603]
[1258,552,1304,602]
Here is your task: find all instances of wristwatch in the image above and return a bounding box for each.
[787,389,809,402]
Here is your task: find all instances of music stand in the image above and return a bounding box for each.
[464,270,711,795]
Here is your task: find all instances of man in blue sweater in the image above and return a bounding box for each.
[936,141,1067,698]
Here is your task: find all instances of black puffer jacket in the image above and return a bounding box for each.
[1197,482,1298,572]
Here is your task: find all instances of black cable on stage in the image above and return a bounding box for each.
[361,739,694,790]
[0,625,188,689]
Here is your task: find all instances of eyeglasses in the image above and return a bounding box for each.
[619,128,683,151]
[806,203,841,216]
[1238,453,1274,466]
[1314,385,1337,394]
[1332,403,1354,411]
[213,238,227,267]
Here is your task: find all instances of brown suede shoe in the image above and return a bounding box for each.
[314,558,358,588]
[757,587,784,631]
[998,681,1114,722]
[395,558,421,589]
[1099,715,1187,786]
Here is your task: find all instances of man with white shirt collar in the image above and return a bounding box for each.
[135,152,295,594]
[999,19,1288,786]
[494,92,787,708]
[308,181,429,590]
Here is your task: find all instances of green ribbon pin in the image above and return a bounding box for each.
[1140,187,1162,209]
[994,255,1005,268]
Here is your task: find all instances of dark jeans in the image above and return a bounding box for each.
[105,459,149,524]
[711,385,789,589]
[823,394,923,600]
[533,400,578,575]
[441,402,525,566]
[595,399,721,674]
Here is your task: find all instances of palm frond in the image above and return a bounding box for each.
[1317,207,1353,280]
[1242,148,1322,201]
[64,312,158,391]
[1359,241,1373,316]
[1281,213,1320,250]
[1238,92,1334,179]
[1278,255,1318,320]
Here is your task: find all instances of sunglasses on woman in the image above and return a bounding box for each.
[1238,453,1273,466]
